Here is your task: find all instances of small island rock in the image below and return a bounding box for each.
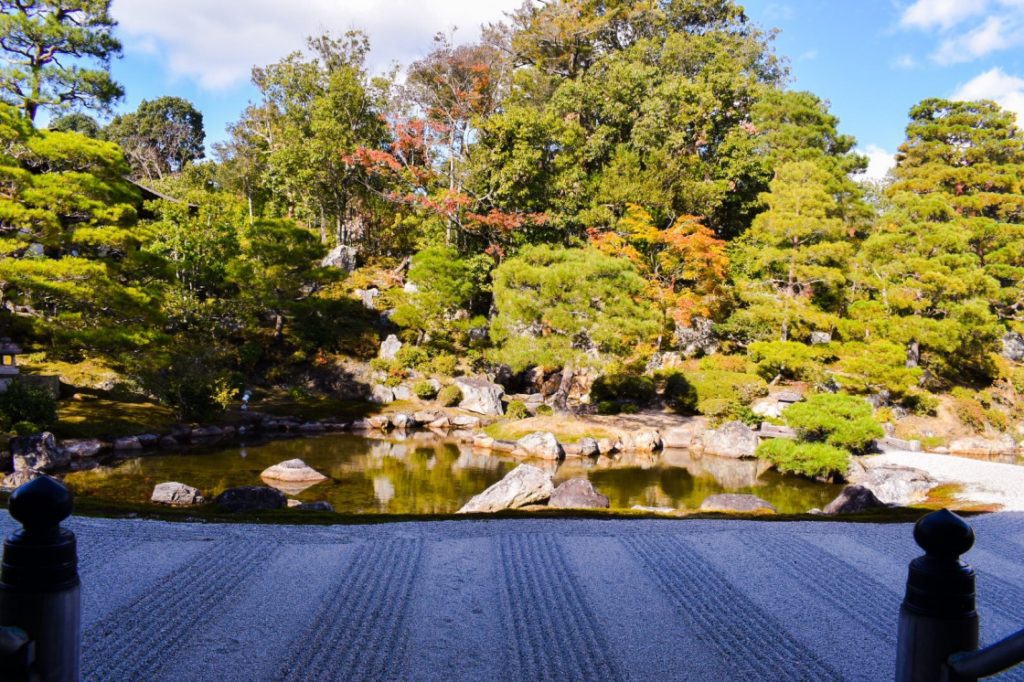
[548,478,610,509]
[260,459,328,483]
[151,482,204,506]
[457,464,554,513]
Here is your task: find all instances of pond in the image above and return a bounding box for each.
[64,432,843,514]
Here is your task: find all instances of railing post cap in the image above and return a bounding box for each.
[914,508,974,560]
[8,475,73,531]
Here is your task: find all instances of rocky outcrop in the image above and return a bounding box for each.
[699,494,776,514]
[151,482,205,506]
[548,478,610,509]
[370,385,395,404]
[321,244,358,272]
[701,421,758,458]
[674,317,718,357]
[515,432,564,460]
[823,485,887,514]
[260,459,327,483]
[1,469,39,490]
[948,436,1016,457]
[454,377,505,416]
[449,415,482,429]
[112,436,142,451]
[457,464,555,513]
[213,486,288,512]
[662,422,703,449]
[379,334,402,361]
[850,465,937,506]
[1002,332,1024,362]
[11,433,70,474]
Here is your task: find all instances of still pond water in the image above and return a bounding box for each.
[65,432,842,514]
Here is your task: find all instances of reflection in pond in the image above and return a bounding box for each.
[65,433,842,514]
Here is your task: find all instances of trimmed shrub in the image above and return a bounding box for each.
[756,438,850,479]
[597,400,619,415]
[590,372,657,407]
[428,354,458,377]
[412,380,438,400]
[394,345,428,370]
[748,340,830,382]
[782,393,884,454]
[0,380,57,430]
[662,371,698,413]
[11,420,39,435]
[535,404,553,416]
[437,384,462,407]
[506,400,529,420]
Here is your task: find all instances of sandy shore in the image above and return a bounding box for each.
[6,511,1024,681]
[868,450,1024,511]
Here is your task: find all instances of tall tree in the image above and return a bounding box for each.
[0,0,122,122]
[104,96,205,181]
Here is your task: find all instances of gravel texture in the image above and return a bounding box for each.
[868,450,1024,511]
[2,512,1023,681]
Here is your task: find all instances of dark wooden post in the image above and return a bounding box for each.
[0,476,80,682]
[896,509,978,682]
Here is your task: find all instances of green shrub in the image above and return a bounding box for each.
[412,380,438,400]
[689,370,768,407]
[597,400,619,415]
[620,403,639,414]
[698,354,750,373]
[11,420,39,435]
[756,438,850,479]
[782,393,883,454]
[662,371,697,412]
[394,345,428,370]
[535,404,553,416]
[0,381,57,430]
[506,400,529,420]
[428,354,458,377]
[590,372,657,406]
[903,389,939,415]
[438,384,462,407]
[748,340,829,382]
[985,408,1009,432]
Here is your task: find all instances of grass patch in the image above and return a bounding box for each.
[54,398,177,439]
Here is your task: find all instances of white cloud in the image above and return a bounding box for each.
[897,0,1024,64]
[899,0,988,30]
[932,15,1016,63]
[952,67,1024,121]
[111,0,519,90]
[891,54,917,69]
[856,145,896,183]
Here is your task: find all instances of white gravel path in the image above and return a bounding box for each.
[868,450,1024,511]
[5,512,1024,681]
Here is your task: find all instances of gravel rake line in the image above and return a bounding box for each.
[978,571,1024,627]
[82,539,271,680]
[498,533,624,682]
[624,534,842,682]
[752,534,899,640]
[278,538,424,682]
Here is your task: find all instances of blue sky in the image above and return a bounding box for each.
[104,0,1024,180]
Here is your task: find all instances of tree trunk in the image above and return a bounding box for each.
[552,364,574,411]
[906,340,920,368]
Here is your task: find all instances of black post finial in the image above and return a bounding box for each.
[914,508,975,560]
[904,509,977,618]
[8,476,73,532]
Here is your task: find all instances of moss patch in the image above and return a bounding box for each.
[484,416,619,443]
[55,398,177,439]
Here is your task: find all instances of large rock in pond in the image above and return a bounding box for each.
[62,439,106,459]
[260,459,328,483]
[548,478,610,509]
[151,482,204,506]
[454,377,505,415]
[850,465,937,506]
[11,433,70,473]
[214,486,287,513]
[701,421,758,458]
[515,432,564,460]
[823,485,887,515]
[457,464,554,513]
[379,334,403,361]
[578,437,600,457]
[632,429,662,452]
[662,422,703,449]
[1,469,40,490]
[699,494,776,514]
